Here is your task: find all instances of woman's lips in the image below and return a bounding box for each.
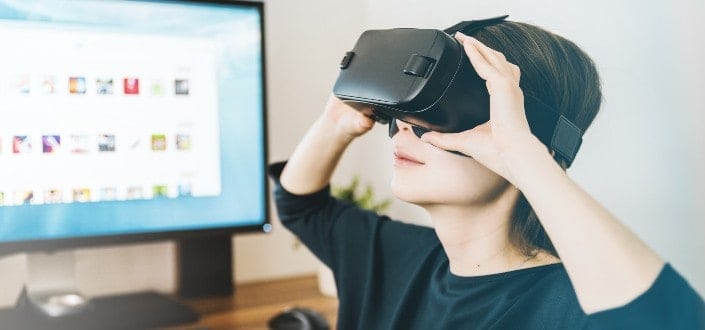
[393,151,425,166]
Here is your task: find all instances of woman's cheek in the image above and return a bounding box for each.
[389,142,505,204]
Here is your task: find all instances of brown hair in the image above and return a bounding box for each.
[471,21,603,257]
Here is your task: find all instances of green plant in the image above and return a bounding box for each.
[331,175,392,213]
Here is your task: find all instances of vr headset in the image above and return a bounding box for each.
[333,15,583,167]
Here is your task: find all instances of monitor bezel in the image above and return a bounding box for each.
[0,0,270,255]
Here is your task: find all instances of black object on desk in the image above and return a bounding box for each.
[0,289,199,330]
[268,307,330,330]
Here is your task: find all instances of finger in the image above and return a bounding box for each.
[466,36,507,67]
[493,53,520,83]
[457,33,508,71]
[472,39,520,82]
[420,130,478,154]
[460,39,523,98]
[509,63,521,83]
[459,34,520,82]
[455,33,501,81]
[357,112,375,129]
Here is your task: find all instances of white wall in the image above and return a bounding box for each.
[1,0,702,308]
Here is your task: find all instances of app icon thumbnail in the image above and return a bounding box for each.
[39,75,57,94]
[176,134,191,151]
[153,185,168,198]
[42,135,61,153]
[10,74,30,94]
[100,187,117,201]
[73,188,91,202]
[151,134,166,151]
[124,77,139,95]
[128,137,142,151]
[13,136,31,154]
[174,79,189,95]
[126,186,143,200]
[98,134,116,152]
[44,189,63,204]
[150,79,163,95]
[69,77,87,94]
[97,78,114,95]
[15,190,34,205]
[70,134,91,154]
[178,184,191,197]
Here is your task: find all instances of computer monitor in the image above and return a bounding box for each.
[0,0,267,327]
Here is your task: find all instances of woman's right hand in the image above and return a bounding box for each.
[280,95,375,195]
[321,95,375,141]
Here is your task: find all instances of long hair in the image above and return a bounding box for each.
[470,21,603,257]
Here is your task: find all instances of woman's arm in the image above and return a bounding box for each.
[280,96,374,195]
[503,134,664,314]
[421,33,666,314]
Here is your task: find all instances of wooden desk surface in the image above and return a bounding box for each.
[181,275,338,329]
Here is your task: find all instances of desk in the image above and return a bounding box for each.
[183,275,338,329]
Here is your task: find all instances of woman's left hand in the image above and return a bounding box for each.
[420,32,546,186]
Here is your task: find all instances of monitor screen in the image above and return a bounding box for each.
[0,0,268,252]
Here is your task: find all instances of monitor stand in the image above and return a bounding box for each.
[0,250,200,330]
[24,251,91,317]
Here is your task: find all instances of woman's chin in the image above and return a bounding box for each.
[391,177,432,205]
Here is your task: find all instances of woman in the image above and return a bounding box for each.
[268,20,705,329]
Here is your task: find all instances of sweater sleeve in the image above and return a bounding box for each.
[586,263,705,329]
[266,161,388,272]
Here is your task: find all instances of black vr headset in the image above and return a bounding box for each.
[333,15,583,167]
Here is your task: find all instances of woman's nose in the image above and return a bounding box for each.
[389,119,430,139]
[389,119,410,138]
[395,119,412,131]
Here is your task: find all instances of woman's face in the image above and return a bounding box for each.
[390,119,511,207]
